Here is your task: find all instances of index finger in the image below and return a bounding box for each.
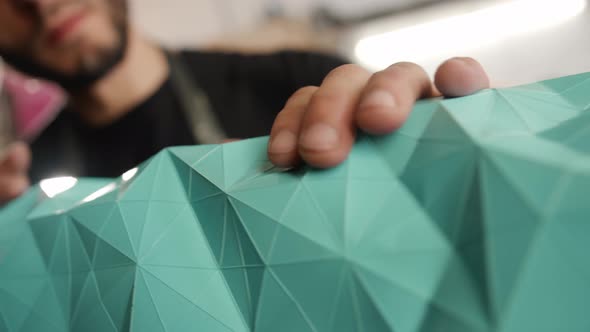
[355,62,436,135]
[297,64,372,168]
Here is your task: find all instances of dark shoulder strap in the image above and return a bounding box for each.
[166,51,227,144]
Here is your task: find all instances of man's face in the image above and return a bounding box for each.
[0,0,128,89]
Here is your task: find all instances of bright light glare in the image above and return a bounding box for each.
[82,183,117,203]
[40,177,78,198]
[122,167,139,182]
[355,0,587,70]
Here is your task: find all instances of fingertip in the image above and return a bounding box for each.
[356,105,406,135]
[268,154,299,168]
[11,176,30,196]
[268,131,300,167]
[435,57,490,97]
[355,62,435,135]
[299,148,350,169]
[4,142,32,171]
[1,176,29,203]
[298,129,355,169]
[268,149,301,168]
[296,121,356,168]
[356,90,403,134]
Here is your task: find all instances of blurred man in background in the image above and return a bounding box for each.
[0,0,489,203]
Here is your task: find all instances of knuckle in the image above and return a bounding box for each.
[284,86,318,109]
[289,86,318,100]
[273,104,308,130]
[388,61,421,72]
[368,71,402,90]
[326,64,367,80]
[274,108,289,119]
[274,108,297,126]
[374,62,430,93]
[294,85,319,96]
[307,92,344,116]
[384,61,427,80]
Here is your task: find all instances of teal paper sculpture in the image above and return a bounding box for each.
[1,72,590,332]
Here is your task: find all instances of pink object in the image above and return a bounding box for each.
[2,67,66,141]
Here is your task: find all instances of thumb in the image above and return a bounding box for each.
[1,142,31,173]
[0,142,31,204]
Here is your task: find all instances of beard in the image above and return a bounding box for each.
[0,0,129,92]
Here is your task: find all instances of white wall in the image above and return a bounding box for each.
[470,11,590,85]
[340,0,590,85]
[129,0,433,47]
[131,0,590,85]
[129,0,245,47]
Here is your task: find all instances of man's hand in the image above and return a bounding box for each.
[0,142,31,204]
[267,57,489,168]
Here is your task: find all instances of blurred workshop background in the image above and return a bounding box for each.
[132,0,590,85]
[3,0,590,89]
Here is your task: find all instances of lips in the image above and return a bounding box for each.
[47,11,88,46]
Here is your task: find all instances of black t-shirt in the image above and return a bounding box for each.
[29,50,347,182]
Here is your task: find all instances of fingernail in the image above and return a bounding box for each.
[300,124,339,151]
[269,130,297,154]
[360,90,396,111]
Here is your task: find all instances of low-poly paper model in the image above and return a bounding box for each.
[1,72,590,332]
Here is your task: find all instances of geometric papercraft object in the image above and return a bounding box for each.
[2,72,590,332]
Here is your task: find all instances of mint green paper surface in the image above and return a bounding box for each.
[2,73,590,332]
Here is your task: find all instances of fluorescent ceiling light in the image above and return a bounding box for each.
[355,0,587,70]
[40,176,77,198]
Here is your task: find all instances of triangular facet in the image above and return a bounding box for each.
[94,266,136,331]
[129,270,167,332]
[118,154,162,201]
[480,155,543,314]
[228,175,300,221]
[221,266,265,329]
[331,270,394,332]
[140,207,217,269]
[222,137,270,188]
[139,268,243,332]
[29,215,64,270]
[98,206,137,261]
[191,146,226,189]
[148,151,192,202]
[229,198,281,261]
[255,270,317,332]
[270,259,348,331]
[145,266,248,330]
[169,153,223,202]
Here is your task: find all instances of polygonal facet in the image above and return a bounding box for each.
[2,72,590,332]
